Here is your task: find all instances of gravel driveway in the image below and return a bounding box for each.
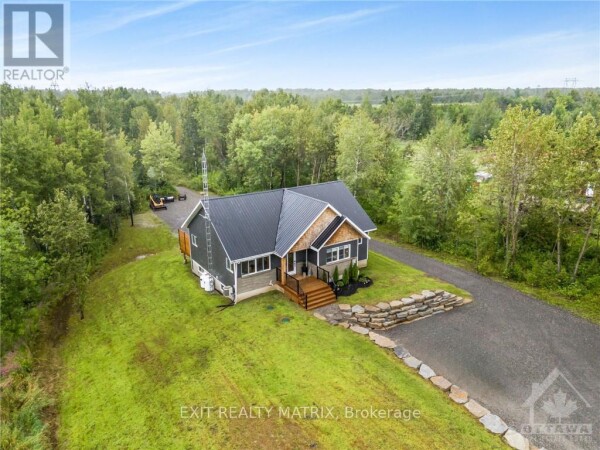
[372,240,600,450]
[151,186,202,233]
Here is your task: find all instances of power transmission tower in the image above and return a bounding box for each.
[201,150,213,271]
[564,78,577,88]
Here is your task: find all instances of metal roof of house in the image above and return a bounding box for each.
[274,190,328,257]
[207,189,284,261]
[289,182,376,232]
[184,181,376,261]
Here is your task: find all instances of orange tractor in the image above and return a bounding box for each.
[149,194,167,210]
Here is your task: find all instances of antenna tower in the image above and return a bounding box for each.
[201,150,213,271]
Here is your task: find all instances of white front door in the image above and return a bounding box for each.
[287,252,296,275]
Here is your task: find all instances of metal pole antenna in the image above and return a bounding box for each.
[202,151,213,271]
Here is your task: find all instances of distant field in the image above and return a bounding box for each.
[57,216,503,449]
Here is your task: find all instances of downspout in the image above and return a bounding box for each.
[234,262,238,304]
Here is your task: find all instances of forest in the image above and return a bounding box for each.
[1,83,600,358]
[1,82,600,447]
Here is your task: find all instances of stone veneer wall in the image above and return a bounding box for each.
[338,290,465,330]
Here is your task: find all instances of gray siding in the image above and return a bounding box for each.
[296,250,307,263]
[188,215,234,288]
[358,237,368,261]
[308,249,318,265]
[237,269,277,294]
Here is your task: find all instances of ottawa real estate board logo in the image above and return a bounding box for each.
[3,2,69,85]
[521,368,592,444]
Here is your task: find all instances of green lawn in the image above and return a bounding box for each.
[343,252,470,305]
[95,212,175,275]
[57,217,504,449]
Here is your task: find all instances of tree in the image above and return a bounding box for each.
[378,95,417,140]
[1,99,60,207]
[568,114,600,280]
[487,106,557,273]
[58,95,110,222]
[336,110,397,222]
[140,121,181,187]
[333,265,340,283]
[228,105,303,191]
[104,132,135,233]
[35,191,92,319]
[469,95,502,144]
[306,99,345,183]
[0,221,47,353]
[336,111,385,196]
[412,93,435,138]
[389,121,473,247]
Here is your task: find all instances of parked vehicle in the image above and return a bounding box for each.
[178,192,187,201]
[149,194,167,210]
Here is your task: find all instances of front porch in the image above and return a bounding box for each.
[275,269,337,310]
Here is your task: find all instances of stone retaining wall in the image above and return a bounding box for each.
[338,290,466,330]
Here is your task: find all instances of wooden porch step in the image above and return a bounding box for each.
[280,281,336,310]
[306,295,336,310]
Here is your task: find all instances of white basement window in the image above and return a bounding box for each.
[191,234,197,247]
[326,244,351,264]
[241,256,270,276]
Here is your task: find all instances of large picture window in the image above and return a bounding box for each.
[326,244,351,264]
[241,256,270,276]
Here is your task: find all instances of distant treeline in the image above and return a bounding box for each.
[202,87,600,105]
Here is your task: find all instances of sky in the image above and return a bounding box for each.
[8,1,600,91]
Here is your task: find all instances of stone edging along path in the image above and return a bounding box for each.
[336,290,468,330]
[312,291,544,450]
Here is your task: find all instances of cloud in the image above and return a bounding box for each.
[207,5,394,56]
[286,6,395,32]
[207,36,289,56]
[77,0,201,38]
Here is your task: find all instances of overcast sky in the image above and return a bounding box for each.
[28,1,600,91]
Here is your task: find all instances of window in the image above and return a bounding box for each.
[358,238,363,245]
[241,256,270,276]
[226,257,234,273]
[191,234,197,247]
[326,244,351,264]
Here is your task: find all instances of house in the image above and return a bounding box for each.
[180,181,376,309]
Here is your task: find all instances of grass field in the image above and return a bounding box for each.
[343,252,470,305]
[57,216,504,449]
